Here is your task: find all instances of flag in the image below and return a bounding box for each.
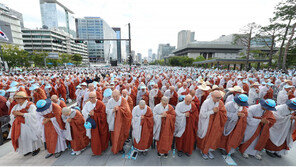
[0,30,9,41]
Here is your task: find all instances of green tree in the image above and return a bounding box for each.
[272,0,296,70]
[31,51,47,67]
[1,44,29,69]
[59,53,72,64]
[195,55,205,62]
[71,54,83,66]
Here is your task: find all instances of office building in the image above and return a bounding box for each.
[136,53,142,63]
[177,30,195,49]
[22,28,89,64]
[112,27,122,63]
[40,0,76,37]
[0,3,24,48]
[148,49,152,62]
[157,44,175,60]
[76,17,117,63]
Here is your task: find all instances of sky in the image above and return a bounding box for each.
[2,0,283,59]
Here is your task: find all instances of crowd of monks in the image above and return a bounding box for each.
[0,66,296,161]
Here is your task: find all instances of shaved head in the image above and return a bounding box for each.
[139,100,146,109]
[51,95,59,103]
[61,107,71,115]
[112,89,121,102]
[184,95,192,105]
[212,90,222,103]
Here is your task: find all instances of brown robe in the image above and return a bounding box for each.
[68,82,76,100]
[176,103,199,155]
[43,103,65,154]
[133,107,154,151]
[157,105,176,154]
[111,98,132,154]
[197,100,227,154]
[169,91,178,107]
[91,100,110,155]
[10,102,33,151]
[0,96,8,117]
[239,110,276,153]
[219,107,248,153]
[154,90,163,106]
[59,100,67,109]
[33,88,47,104]
[68,111,89,151]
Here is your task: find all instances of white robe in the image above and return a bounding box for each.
[241,104,265,156]
[248,88,259,105]
[8,100,43,155]
[277,89,288,105]
[149,88,158,110]
[153,103,169,141]
[174,101,191,137]
[132,105,147,144]
[223,101,243,136]
[106,97,122,131]
[36,104,67,154]
[267,104,296,155]
[197,97,219,139]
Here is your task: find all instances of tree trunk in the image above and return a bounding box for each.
[277,18,292,69]
[268,34,275,69]
[282,22,296,71]
[245,28,252,71]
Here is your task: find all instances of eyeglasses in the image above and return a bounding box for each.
[89,97,96,99]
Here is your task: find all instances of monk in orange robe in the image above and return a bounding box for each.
[153,96,176,158]
[175,95,199,157]
[106,90,132,154]
[51,95,67,109]
[132,100,154,155]
[197,90,227,159]
[61,107,89,155]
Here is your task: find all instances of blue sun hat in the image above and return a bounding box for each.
[71,106,80,111]
[29,84,39,91]
[140,85,147,89]
[286,98,296,110]
[233,94,249,106]
[36,99,52,112]
[149,81,155,86]
[10,81,19,87]
[76,85,81,89]
[178,95,186,102]
[260,99,277,111]
[103,88,112,97]
[45,84,51,89]
[0,90,5,96]
[7,87,18,92]
[29,79,35,84]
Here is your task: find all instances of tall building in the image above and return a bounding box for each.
[177,30,195,49]
[0,3,24,48]
[152,53,156,62]
[40,0,76,37]
[157,44,175,60]
[136,53,142,63]
[112,27,122,63]
[22,28,89,64]
[76,17,117,63]
[148,49,152,62]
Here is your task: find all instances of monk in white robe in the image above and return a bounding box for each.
[9,91,42,156]
[265,99,296,158]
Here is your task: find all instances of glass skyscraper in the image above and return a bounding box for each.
[76,17,117,63]
[40,0,76,37]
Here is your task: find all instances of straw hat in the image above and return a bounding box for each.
[228,86,244,93]
[212,85,219,90]
[251,82,260,87]
[199,84,211,91]
[14,91,31,99]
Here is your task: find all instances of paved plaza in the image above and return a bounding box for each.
[0,138,296,166]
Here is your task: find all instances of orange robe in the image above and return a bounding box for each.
[0,96,8,117]
[91,100,110,155]
[169,91,178,107]
[33,88,47,104]
[130,87,137,107]
[68,82,76,100]
[192,96,200,111]
[176,103,199,155]
[239,110,276,153]
[219,107,248,153]
[157,105,176,154]
[111,98,132,154]
[58,100,67,109]
[197,100,227,154]
[10,102,33,151]
[43,103,66,154]
[133,107,154,151]
[68,111,89,151]
[154,90,163,106]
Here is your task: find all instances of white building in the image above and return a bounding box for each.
[157,44,175,60]
[177,30,195,49]
[22,28,89,64]
[0,3,24,49]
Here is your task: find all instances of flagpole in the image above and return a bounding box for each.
[0,44,4,71]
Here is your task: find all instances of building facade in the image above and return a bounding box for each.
[0,3,24,49]
[112,27,122,63]
[22,28,88,64]
[157,44,175,60]
[148,49,152,62]
[177,30,195,49]
[40,0,76,38]
[76,17,117,63]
